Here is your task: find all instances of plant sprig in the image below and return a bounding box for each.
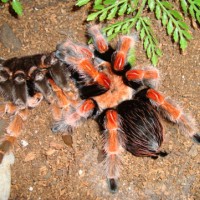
[1,0,23,16]
[76,0,200,66]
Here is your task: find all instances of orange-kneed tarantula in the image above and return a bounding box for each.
[54,25,199,192]
[0,25,199,194]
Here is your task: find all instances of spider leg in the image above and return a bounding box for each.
[12,71,28,107]
[27,92,43,108]
[113,35,136,71]
[100,109,125,193]
[146,88,200,143]
[56,37,111,95]
[29,66,54,103]
[87,25,109,54]
[48,79,71,121]
[0,102,19,117]
[0,108,28,163]
[51,98,96,134]
[125,66,159,89]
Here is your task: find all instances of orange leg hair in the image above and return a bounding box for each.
[126,66,159,88]
[87,25,108,53]
[0,103,19,117]
[0,108,28,163]
[146,89,200,142]
[51,98,96,134]
[113,36,136,71]
[103,110,125,193]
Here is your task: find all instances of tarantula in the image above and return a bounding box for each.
[0,52,76,163]
[0,25,199,194]
[54,25,200,193]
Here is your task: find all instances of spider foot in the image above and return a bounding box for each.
[6,109,27,136]
[51,122,73,134]
[192,133,200,144]
[88,25,108,54]
[107,178,118,194]
[0,103,18,117]
[151,151,168,159]
[27,93,43,108]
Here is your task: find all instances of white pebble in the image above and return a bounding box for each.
[29,187,33,191]
[20,140,29,147]
[78,169,83,176]
[78,169,84,176]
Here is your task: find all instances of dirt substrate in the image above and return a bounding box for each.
[0,1,200,199]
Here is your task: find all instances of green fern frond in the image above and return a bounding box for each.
[76,0,200,65]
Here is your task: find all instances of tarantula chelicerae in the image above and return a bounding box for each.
[0,25,199,194]
[54,25,200,192]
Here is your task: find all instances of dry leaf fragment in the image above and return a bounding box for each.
[46,148,56,156]
[50,142,64,150]
[24,152,36,162]
[62,135,73,147]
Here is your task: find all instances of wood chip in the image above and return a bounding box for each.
[46,148,56,156]
[50,142,64,150]
[24,152,36,162]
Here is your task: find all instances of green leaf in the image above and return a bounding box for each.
[76,0,90,6]
[147,45,152,58]
[127,47,136,66]
[140,28,145,40]
[94,5,105,10]
[144,37,149,49]
[121,22,129,33]
[161,1,173,9]
[169,10,183,20]
[11,0,23,16]
[173,28,179,42]
[143,17,151,26]
[94,0,102,6]
[194,0,200,6]
[162,12,168,26]
[136,20,141,31]
[1,0,9,2]
[127,4,133,14]
[104,0,116,5]
[178,21,189,30]
[107,6,118,20]
[87,12,99,21]
[180,36,187,49]
[107,32,117,41]
[182,30,192,40]
[197,14,200,23]
[114,24,122,33]
[189,6,195,18]
[99,10,107,21]
[152,53,158,66]
[180,0,188,15]
[148,0,155,12]
[167,19,174,35]
[118,3,127,16]
[106,28,114,36]
[155,5,161,20]
[156,48,162,56]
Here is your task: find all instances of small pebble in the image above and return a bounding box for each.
[20,140,29,147]
[78,169,84,176]
[29,187,33,191]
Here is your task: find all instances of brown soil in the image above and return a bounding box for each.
[0,1,200,200]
